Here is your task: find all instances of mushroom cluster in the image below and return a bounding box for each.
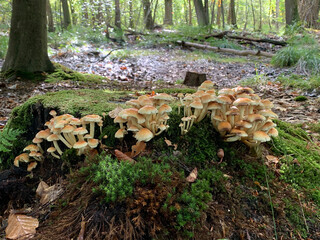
[178,80,216,135]
[14,110,103,171]
[113,93,173,143]
[179,81,278,146]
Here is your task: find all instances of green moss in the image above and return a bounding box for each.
[269,120,320,205]
[294,95,308,101]
[45,63,106,83]
[7,89,129,132]
[156,88,197,94]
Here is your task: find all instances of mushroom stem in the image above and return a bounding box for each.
[58,134,73,149]
[50,152,60,159]
[89,122,95,138]
[37,144,44,154]
[53,141,63,155]
[197,103,208,122]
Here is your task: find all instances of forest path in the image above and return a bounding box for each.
[0,46,320,129]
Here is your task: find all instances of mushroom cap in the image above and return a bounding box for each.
[216,95,232,105]
[29,151,38,157]
[114,116,127,123]
[36,129,51,139]
[158,104,172,114]
[84,134,93,139]
[27,161,38,172]
[233,97,253,106]
[127,125,140,132]
[201,94,216,103]
[138,105,158,115]
[15,153,30,163]
[140,98,154,106]
[190,101,203,109]
[73,140,88,149]
[119,108,139,119]
[206,89,216,95]
[135,128,154,142]
[213,115,223,122]
[88,139,99,148]
[69,118,82,125]
[235,120,252,128]
[47,134,60,142]
[261,121,276,131]
[207,102,220,110]
[234,86,254,94]
[199,80,214,89]
[49,110,57,117]
[32,138,43,144]
[253,131,271,142]
[260,99,273,109]
[259,109,278,119]
[115,128,127,138]
[224,135,241,142]
[47,147,57,153]
[54,119,68,129]
[73,127,88,135]
[24,144,39,152]
[153,93,173,101]
[159,124,167,131]
[218,121,232,132]
[246,114,266,122]
[83,114,102,123]
[218,88,234,96]
[230,129,248,137]
[126,99,141,108]
[226,107,240,116]
[61,125,75,133]
[268,128,279,137]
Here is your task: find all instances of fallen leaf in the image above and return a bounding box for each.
[164,138,172,146]
[108,106,123,119]
[131,141,146,158]
[36,181,49,197]
[186,167,197,183]
[266,155,279,164]
[115,149,136,164]
[5,214,39,239]
[36,181,63,205]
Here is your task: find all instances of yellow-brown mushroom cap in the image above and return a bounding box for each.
[135,128,154,142]
[253,131,271,142]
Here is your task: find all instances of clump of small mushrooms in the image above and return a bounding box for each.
[179,81,278,147]
[112,93,173,143]
[14,110,102,171]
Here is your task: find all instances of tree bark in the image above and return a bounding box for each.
[216,0,224,28]
[250,0,256,30]
[210,0,216,25]
[259,0,262,31]
[285,0,299,25]
[46,0,55,32]
[164,0,173,25]
[115,0,121,28]
[129,0,134,28]
[228,0,237,28]
[2,0,54,74]
[188,0,192,25]
[276,0,280,30]
[193,0,209,26]
[61,0,71,29]
[142,0,154,30]
[298,0,320,28]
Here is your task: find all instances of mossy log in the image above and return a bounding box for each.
[177,40,275,58]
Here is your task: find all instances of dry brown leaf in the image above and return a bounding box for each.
[164,138,172,146]
[115,149,136,164]
[266,155,279,164]
[131,141,146,158]
[77,216,86,240]
[186,167,197,183]
[108,106,123,119]
[36,181,49,197]
[36,181,63,205]
[5,214,39,239]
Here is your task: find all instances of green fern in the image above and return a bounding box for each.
[0,128,23,153]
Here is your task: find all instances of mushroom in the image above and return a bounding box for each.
[73,127,88,142]
[73,140,88,155]
[152,93,173,107]
[115,128,127,139]
[233,98,253,120]
[88,138,99,149]
[217,121,232,137]
[114,116,127,130]
[14,153,30,167]
[61,125,76,145]
[32,138,44,154]
[47,134,63,155]
[190,101,203,122]
[47,147,60,159]
[135,128,154,142]
[83,114,102,138]
[138,105,158,130]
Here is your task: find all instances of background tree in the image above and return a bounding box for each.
[115,0,121,28]
[61,0,71,29]
[142,0,154,29]
[1,0,54,74]
[164,0,173,25]
[228,0,237,28]
[193,0,209,26]
[47,0,55,32]
[285,0,299,25]
[298,0,320,28]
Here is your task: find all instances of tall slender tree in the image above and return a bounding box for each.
[47,0,55,32]
[115,0,121,28]
[2,0,54,74]
[228,0,237,28]
[142,0,154,29]
[164,0,173,25]
[193,0,209,26]
[285,0,299,25]
[61,0,71,29]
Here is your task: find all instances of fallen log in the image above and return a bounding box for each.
[177,41,275,58]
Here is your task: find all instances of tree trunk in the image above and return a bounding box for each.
[276,0,280,30]
[259,0,262,31]
[115,0,121,28]
[204,0,209,24]
[61,0,71,29]
[217,0,224,28]
[228,0,237,28]
[188,0,192,25]
[243,0,249,31]
[211,0,216,25]
[298,0,320,28]
[164,0,173,25]
[142,0,154,29]
[129,0,134,28]
[285,0,299,25]
[46,0,55,32]
[250,0,256,30]
[2,0,54,74]
[193,0,209,26]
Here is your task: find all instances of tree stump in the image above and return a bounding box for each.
[183,71,207,87]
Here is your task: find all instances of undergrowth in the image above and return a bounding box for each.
[0,35,8,59]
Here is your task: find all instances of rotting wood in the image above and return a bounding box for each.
[177,40,275,58]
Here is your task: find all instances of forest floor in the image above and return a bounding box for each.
[1,37,320,240]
